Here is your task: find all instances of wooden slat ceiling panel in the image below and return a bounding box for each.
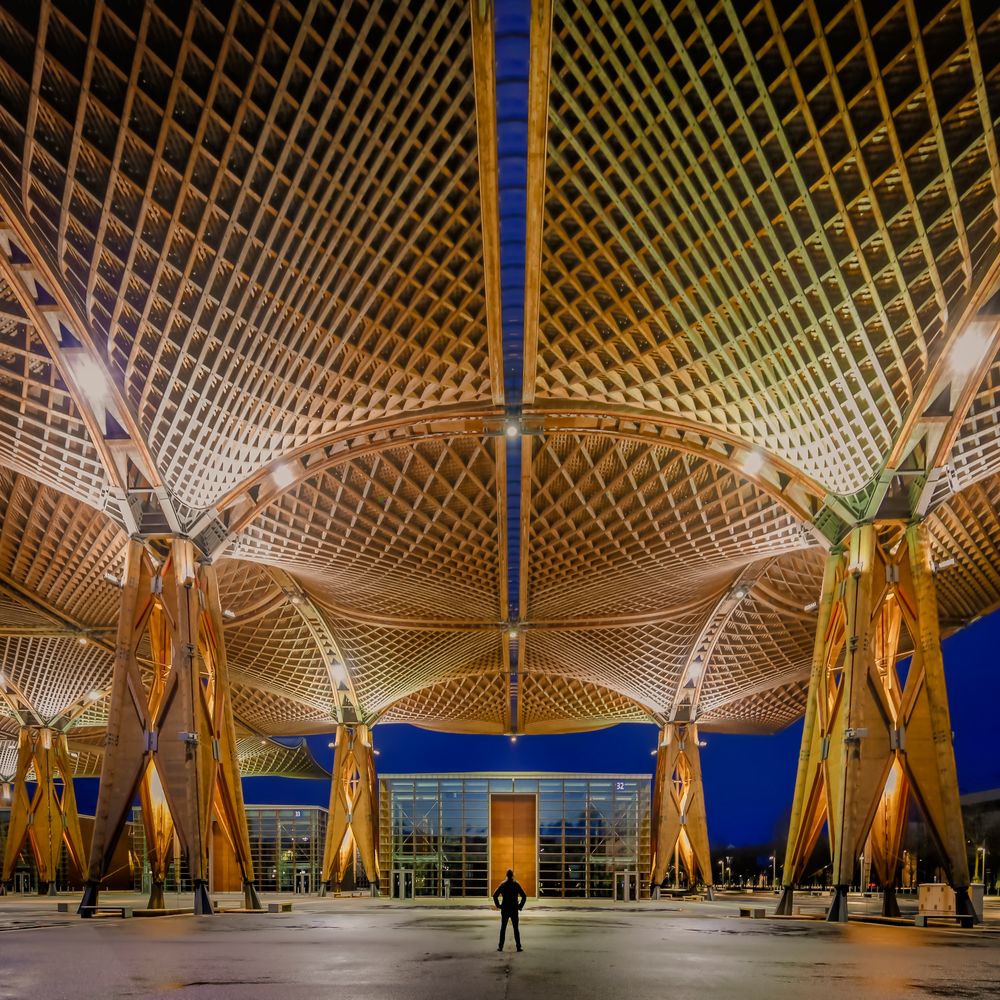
[0,634,110,719]
[535,0,1000,497]
[0,281,107,506]
[239,436,502,621]
[0,472,124,627]
[326,617,503,716]
[526,432,807,620]
[0,0,998,741]
[925,473,1000,625]
[697,679,810,734]
[379,672,508,734]
[946,350,1000,495]
[229,680,333,737]
[0,0,491,511]
[522,606,712,714]
[519,674,649,733]
[697,597,816,715]
[234,737,329,779]
[224,602,334,713]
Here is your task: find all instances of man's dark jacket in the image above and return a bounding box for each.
[493,878,526,915]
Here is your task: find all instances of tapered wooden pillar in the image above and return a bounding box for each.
[321,724,379,893]
[778,522,974,922]
[81,538,261,915]
[1,728,86,893]
[650,722,712,889]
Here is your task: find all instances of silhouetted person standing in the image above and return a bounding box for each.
[493,869,526,952]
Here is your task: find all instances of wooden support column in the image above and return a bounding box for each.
[138,603,173,909]
[321,724,380,893]
[200,561,261,911]
[650,722,712,889]
[1,727,86,893]
[81,538,261,915]
[778,522,974,922]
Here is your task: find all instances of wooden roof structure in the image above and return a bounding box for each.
[0,0,998,742]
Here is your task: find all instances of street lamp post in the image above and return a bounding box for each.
[769,855,776,888]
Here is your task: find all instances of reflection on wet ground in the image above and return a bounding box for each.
[0,892,997,1000]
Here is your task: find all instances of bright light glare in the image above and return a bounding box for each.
[272,463,296,489]
[86,689,101,702]
[69,354,113,409]
[505,421,519,439]
[742,450,765,476]
[950,323,992,378]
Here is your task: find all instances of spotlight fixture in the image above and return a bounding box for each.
[222,609,236,620]
[742,450,765,476]
[103,572,123,588]
[272,462,296,488]
[933,557,956,573]
[86,690,102,702]
[949,322,991,379]
[77,634,88,645]
[803,601,818,612]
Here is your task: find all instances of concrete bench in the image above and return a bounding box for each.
[267,901,293,913]
[79,905,132,918]
[56,902,70,912]
[915,913,974,929]
[738,907,766,919]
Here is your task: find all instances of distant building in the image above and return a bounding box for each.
[379,773,651,900]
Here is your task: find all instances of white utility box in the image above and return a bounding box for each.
[917,882,984,920]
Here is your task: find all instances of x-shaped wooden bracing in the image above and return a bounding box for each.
[82,537,260,913]
[1,726,85,888]
[778,522,973,921]
[320,724,379,890]
[650,722,712,888]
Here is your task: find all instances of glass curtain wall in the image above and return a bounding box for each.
[246,806,327,893]
[381,774,650,899]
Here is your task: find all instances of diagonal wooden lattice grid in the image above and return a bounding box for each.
[697,679,810,733]
[0,471,125,627]
[523,604,713,714]
[519,673,650,733]
[327,617,504,716]
[0,635,111,720]
[224,602,335,714]
[0,0,492,511]
[534,0,1000,499]
[0,278,107,507]
[526,432,806,620]
[239,436,502,621]
[378,671,508,732]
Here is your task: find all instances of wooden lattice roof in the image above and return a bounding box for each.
[0,0,999,743]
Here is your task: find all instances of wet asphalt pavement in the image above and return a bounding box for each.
[0,894,998,999]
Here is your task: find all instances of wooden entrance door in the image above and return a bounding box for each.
[490,794,537,896]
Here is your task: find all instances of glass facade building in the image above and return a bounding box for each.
[379,773,651,899]
[128,805,328,895]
